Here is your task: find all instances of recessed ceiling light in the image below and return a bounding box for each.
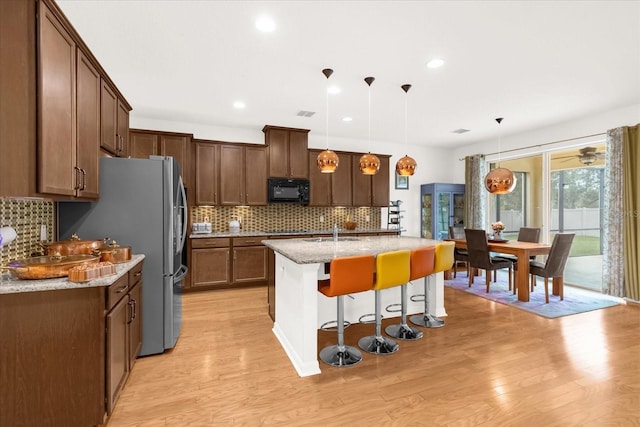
[342,117,352,122]
[233,101,246,109]
[255,16,276,32]
[426,58,445,69]
[327,85,341,95]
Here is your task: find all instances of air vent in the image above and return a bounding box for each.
[297,110,315,118]
[452,128,470,134]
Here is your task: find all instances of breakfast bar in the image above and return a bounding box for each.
[263,235,442,377]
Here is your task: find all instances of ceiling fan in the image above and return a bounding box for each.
[557,146,605,165]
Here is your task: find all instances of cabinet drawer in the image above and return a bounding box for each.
[191,238,230,248]
[232,236,266,247]
[128,261,143,286]
[106,274,130,311]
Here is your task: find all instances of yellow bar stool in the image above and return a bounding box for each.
[385,246,435,340]
[410,241,454,328]
[358,250,411,355]
[318,254,375,367]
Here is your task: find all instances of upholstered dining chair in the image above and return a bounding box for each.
[449,225,469,278]
[529,233,575,303]
[464,228,513,293]
[494,227,541,293]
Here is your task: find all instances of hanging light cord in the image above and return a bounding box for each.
[368,84,371,151]
[404,92,408,147]
[496,117,503,167]
[325,79,329,150]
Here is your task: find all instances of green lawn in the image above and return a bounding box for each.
[503,233,601,256]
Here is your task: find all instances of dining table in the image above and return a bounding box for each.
[449,238,554,302]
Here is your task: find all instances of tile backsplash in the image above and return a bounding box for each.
[0,198,54,266]
[192,205,382,232]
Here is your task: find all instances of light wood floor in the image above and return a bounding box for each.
[107,286,640,426]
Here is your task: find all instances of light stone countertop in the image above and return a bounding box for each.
[189,228,399,239]
[0,254,145,294]
[262,235,440,264]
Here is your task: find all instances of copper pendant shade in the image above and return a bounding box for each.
[317,68,339,173]
[360,76,380,175]
[395,84,417,176]
[484,118,516,194]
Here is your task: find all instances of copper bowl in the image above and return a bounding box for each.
[4,254,100,280]
[97,240,132,264]
[344,221,357,230]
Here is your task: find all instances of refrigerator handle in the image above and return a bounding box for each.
[178,175,188,252]
[174,264,188,282]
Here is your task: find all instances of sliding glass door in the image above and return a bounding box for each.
[486,143,605,292]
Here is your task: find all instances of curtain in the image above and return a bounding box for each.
[603,128,625,296]
[623,125,640,300]
[464,154,486,229]
[604,124,639,300]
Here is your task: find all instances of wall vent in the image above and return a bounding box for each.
[452,128,470,134]
[297,110,315,118]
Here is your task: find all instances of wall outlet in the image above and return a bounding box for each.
[319,215,324,223]
[365,215,370,223]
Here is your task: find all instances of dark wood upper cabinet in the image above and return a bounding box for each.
[219,144,266,206]
[194,141,219,206]
[372,156,390,207]
[37,0,76,197]
[129,129,191,185]
[101,81,130,157]
[116,100,130,157]
[308,150,331,206]
[75,48,101,199]
[264,125,309,179]
[331,153,352,206]
[352,154,372,207]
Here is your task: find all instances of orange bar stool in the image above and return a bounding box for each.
[385,246,435,340]
[358,250,411,355]
[317,254,375,367]
[410,241,454,328]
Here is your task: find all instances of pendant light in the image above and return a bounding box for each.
[316,68,339,173]
[395,84,417,176]
[359,76,380,175]
[484,117,517,194]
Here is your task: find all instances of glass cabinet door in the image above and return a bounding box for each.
[421,193,432,238]
[436,192,451,240]
[453,193,465,226]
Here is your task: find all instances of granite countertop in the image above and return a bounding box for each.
[189,228,399,239]
[262,235,440,264]
[0,254,145,295]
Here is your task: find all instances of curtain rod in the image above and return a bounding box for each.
[458,132,607,161]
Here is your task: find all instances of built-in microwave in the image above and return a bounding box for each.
[268,177,310,205]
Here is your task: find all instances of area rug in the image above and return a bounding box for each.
[444,273,622,318]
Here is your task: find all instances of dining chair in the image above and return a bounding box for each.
[449,225,469,278]
[494,227,540,293]
[529,233,575,303]
[464,228,513,292]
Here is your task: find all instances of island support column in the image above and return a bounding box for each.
[271,253,322,377]
[427,273,448,318]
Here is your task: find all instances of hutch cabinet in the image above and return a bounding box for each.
[420,183,465,240]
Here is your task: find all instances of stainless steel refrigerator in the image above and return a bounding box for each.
[58,156,188,356]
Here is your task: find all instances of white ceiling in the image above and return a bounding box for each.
[56,0,640,149]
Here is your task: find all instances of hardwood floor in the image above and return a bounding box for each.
[107,286,640,426]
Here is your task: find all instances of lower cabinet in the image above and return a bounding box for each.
[0,258,143,426]
[189,237,268,290]
[106,260,143,415]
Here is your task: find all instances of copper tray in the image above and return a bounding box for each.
[4,254,100,280]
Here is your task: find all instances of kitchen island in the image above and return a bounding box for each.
[263,235,443,377]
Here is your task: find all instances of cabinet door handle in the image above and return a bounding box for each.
[127,300,134,324]
[73,166,80,190]
[115,133,120,153]
[79,168,87,190]
[115,284,129,294]
[134,271,142,278]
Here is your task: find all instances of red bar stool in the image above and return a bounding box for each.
[358,250,411,355]
[410,241,454,328]
[317,254,375,367]
[385,246,435,340]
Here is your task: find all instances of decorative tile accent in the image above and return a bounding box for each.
[192,205,381,232]
[0,198,54,266]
